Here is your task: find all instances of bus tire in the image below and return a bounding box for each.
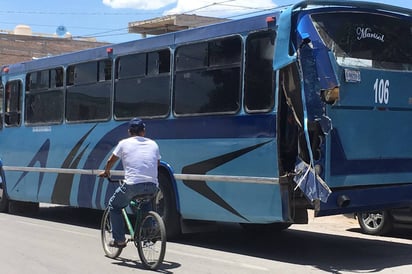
[0,186,10,213]
[0,171,9,213]
[157,171,181,239]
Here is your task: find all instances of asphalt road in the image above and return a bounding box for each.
[0,205,411,273]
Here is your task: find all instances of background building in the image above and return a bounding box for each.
[0,25,108,67]
[0,15,224,67]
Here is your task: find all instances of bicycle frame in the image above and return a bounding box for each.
[121,200,144,240]
[122,208,136,239]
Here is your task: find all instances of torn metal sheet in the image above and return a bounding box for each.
[294,161,331,203]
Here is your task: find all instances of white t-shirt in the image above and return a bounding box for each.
[112,136,161,185]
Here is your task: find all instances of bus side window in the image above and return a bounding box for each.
[5,81,22,127]
[25,68,64,125]
[174,36,241,115]
[244,30,276,112]
[66,60,111,122]
[114,49,171,119]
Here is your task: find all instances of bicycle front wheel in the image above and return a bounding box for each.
[101,208,123,258]
[136,211,166,270]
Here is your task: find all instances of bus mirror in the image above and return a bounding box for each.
[321,87,339,104]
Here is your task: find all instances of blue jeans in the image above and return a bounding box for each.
[108,182,158,242]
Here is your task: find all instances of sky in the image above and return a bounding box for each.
[0,0,411,44]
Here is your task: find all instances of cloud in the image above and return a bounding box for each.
[102,0,176,10]
[103,0,277,17]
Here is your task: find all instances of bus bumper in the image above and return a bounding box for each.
[315,183,412,217]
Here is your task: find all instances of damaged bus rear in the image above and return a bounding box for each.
[277,1,412,217]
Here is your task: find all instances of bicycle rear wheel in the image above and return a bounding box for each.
[101,208,123,258]
[136,211,166,270]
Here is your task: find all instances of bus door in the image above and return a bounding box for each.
[275,9,336,213]
[309,11,412,213]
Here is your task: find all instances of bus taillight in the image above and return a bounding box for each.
[266,16,276,28]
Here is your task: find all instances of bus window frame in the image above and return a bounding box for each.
[4,80,22,127]
[173,35,243,117]
[113,48,172,120]
[244,30,277,114]
[24,67,65,126]
[65,59,112,124]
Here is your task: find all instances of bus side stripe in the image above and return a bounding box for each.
[181,140,272,221]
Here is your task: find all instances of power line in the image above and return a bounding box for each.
[177,0,276,15]
[0,3,283,42]
[181,0,237,14]
[0,21,110,31]
[78,3,281,40]
[219,3,276,11]
[0,10,158,16]
[70,2,241,40]
[71,27,130,39]
[77,32,139,39]
[226,6,283,19]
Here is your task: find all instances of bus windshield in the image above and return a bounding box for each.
[311,12,412,71]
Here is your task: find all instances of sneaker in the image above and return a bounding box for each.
[108,240,127,248]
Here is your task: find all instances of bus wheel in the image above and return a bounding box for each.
[157,171,181,239]
[0,182,10,213]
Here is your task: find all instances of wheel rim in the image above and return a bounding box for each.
[361,212,384,230]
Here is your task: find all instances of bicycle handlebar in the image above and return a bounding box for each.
[100,175,123,184]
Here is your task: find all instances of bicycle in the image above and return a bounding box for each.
[100,177,166,270]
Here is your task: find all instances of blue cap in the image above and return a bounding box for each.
[129,117,145,131]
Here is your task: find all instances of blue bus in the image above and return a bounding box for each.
[1,0,412,237]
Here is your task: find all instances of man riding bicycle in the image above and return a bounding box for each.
[99,117,161,248]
